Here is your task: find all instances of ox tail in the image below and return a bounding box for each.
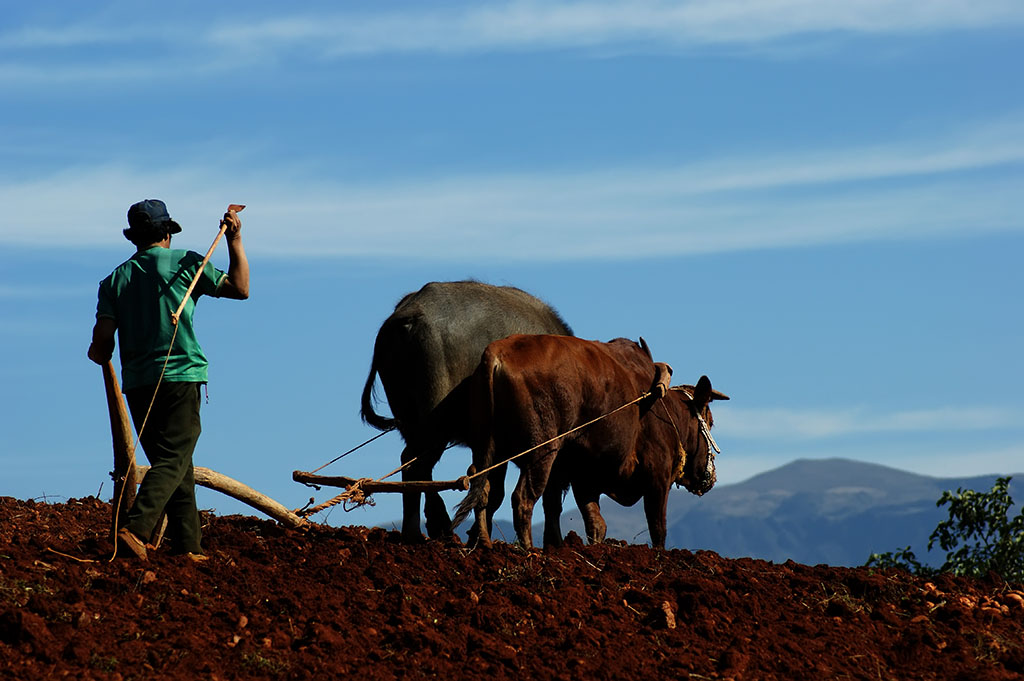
[451,355,499,532]
[451,475,485,531]
[360,358,397,432]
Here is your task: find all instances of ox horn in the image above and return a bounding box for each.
[639,336,653,358]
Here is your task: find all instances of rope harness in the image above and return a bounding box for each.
[660,386,719,492]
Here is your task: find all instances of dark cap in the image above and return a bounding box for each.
[126,199,182,235]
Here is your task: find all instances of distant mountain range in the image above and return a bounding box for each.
[462,458,1022,567]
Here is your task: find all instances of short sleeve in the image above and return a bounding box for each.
[201,259,228,297]
[96,276,117,320]
[183,251,227,299]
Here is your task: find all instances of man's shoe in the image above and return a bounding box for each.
[184,552,209,563]
[117,527,148,561]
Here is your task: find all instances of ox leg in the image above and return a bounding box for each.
[642,487,669,550]
[399,444,426,543]
[470,477,493,548]
[572,484,607,545]
[510,449,557,549]
[510,483,535,548]
[541,460,571,548]
[541,484,566,548]
[400,442,450,543]
[464,464,506,547]
[484,463,507,538]
[421,444,455,541]
[424,490,453,541]
[396,440,454,543]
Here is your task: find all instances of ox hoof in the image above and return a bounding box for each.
[401,530,427,545]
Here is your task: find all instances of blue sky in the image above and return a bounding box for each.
[2,1,1022,531]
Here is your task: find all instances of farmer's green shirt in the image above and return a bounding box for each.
[97,246,227,390]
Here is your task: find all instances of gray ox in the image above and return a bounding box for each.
[360,281,572,542]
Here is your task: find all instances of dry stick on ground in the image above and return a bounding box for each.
[133,465,309,530]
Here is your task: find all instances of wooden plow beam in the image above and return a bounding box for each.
[291,470,471,517]
[132,465,310,530]
[292,470,470,494]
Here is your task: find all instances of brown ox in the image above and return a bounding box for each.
[453,334,725,549]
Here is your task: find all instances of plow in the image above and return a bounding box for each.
[105,359,666,535]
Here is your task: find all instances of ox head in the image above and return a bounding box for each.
[673,376,728,497]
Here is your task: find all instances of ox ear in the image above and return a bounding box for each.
[639,336,653,358]
[693,375,713,410]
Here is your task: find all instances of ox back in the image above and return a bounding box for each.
[361,281,572,541]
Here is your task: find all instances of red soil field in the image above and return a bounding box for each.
[2,496,1022,680]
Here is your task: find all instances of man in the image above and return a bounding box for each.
[87,199,249,561]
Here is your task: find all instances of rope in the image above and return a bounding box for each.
[301,481,375,516]
[308,428,394,475]
[298,426,465,515]
[466,391,652,482]
[298,458,418,517]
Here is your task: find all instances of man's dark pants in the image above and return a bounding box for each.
[124,381,203,554]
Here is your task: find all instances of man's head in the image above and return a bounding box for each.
[124,199,182,246]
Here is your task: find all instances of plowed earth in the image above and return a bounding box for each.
[1,496,1022,680]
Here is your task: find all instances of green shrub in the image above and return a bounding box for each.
[867,476,1023,583]
[865,545,934,577]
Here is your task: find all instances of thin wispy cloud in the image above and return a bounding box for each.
[1,117,1021,259]
[2,1,1022,85]
[213,0,1024,57]
[717,405,1023,441]
[0,25,126,50]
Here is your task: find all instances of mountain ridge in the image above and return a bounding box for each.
[554,457,1022,566]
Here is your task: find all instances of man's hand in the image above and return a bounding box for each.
[222,208,242,240]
